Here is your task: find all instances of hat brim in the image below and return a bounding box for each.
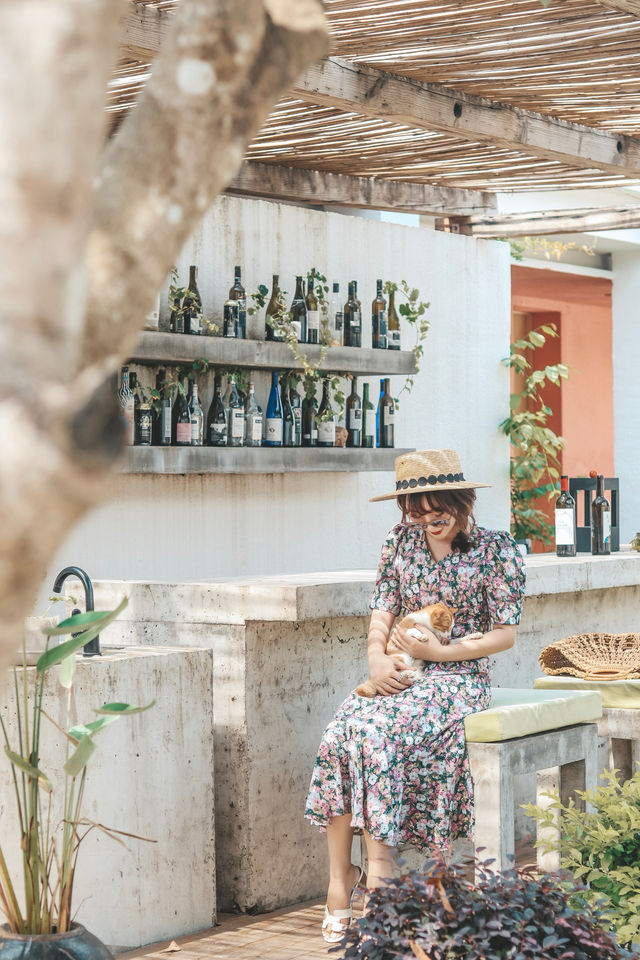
[370,481,491,503]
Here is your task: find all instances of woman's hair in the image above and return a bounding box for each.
[397,489,477,553]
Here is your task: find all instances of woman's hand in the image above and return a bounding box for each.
[391,624,446,662]
[368,653,415,696]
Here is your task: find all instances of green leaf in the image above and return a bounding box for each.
[69,716,118,740]
[5,748,52,793]
[64,735,96,777]
[58,654,75,690]
[37,597,128,673]
[95,700,156,716]
[528,331,546,347]
[44,607,121,636]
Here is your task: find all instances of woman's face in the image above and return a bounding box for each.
[405,501,459,542]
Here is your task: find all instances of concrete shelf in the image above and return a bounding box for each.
[120,446,413,475]
[130,331,416,376]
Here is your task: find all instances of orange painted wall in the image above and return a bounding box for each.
[511,266,614,479]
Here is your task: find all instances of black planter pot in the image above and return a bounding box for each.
[0,924,113,960]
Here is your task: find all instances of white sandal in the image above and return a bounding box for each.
[321,866,366,943]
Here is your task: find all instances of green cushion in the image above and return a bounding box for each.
[535,675,640,709]
[464,687,602,743]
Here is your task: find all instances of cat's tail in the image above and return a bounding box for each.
[355,680,377,697]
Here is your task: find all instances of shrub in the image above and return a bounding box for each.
[336,857,632,960]
[524,769,640,948]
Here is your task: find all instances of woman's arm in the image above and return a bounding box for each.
[392,622,516,662]
[367,609,415,695]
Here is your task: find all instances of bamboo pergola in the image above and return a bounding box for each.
[114,0,640,234]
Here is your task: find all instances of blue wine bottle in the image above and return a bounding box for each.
[264,370,283,446]
[376,378,384,448]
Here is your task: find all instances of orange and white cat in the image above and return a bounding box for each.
[355,602,479,697]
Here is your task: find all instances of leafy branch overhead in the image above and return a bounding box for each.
[500,323,569,545]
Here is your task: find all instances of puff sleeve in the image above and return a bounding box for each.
[369,524,404,617]
[483,530,526,625]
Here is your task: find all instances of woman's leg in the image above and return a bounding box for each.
[326,814,361,912]
[363,830,397,893]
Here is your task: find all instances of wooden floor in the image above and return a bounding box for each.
[120,841,536,960]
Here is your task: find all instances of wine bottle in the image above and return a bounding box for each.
[282,377,295,446]
[330,282,343,346]
[134,374,152,446]
[387,287,401,350]
[346,377,362,447]
[302,389,318,447]
[378,377,395,448]
[344,280,362,348]
[183,266,202,336]
[129,372,139,444]
[175,378,192,446]
[306,275,320,345]
[375,378,384,448]
[152,368,164,445]
[244,382,263,447]
[229,266,247,340]
[264,371,283,446]
[118,366,135,446]
[289,383,302,446]
[158,370,173,446]
[223,286,239,339]
[555,475,577,557]
[188,381,204,446]
[265,275,285,342]
[362,382,375,449]
[316,379,336,447]
[372,280,388,350]
[591,474,611,555]
[227,375,245,447]
[290,276,307,343]
[207,373,228,447]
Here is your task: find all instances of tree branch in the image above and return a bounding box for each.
[82,0,329,367]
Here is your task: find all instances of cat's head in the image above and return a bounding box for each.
[408,602,456,636]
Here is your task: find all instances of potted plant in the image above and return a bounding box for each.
[0,598,153,959]
[500,323,569,552]
[337,856,632,960]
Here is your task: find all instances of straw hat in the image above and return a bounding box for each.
[369,449,491,503]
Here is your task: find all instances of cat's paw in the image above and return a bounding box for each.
[462,632,483,641]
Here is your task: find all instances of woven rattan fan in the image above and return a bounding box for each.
[539,633,640,681]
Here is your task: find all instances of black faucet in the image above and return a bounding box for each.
[52,566,101,657]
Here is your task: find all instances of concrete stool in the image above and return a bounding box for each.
[465,688,602,872]
[535,676,640,781]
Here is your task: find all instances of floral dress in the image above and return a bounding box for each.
[304,524,525,849]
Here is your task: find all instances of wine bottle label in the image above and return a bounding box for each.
[603,512,611,545]
[190,418,201,443]
[189,311,202,335]
[161,410,172,443]
[365,410,376,436]
[224,303,238,337]
[351,310,361,327]
[230,408,245,438]
[252,416,263,443]
[291,319,302,340]
[388,330,401,348]
[176,421,191,444]
[555,508,575,546]
[318,420,336,443]
[385,407,395,425]
[139,411,152,445]
[334,310,344,332]
[307,310,320,331]
[348,408,363,429]
[210,422,227,444]
[266,418,283,442]
[121,399,134,445]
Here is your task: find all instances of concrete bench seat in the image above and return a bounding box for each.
[465,688,602,872]
[535,675,640,781]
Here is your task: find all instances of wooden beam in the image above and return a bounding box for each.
[593,0,640,16]
[225,161,497,216]
[436,205,640,238]
[118,9,640,178]
[293,58,640,179]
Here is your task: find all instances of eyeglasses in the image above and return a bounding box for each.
[407,516,452,529]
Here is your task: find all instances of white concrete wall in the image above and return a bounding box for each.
[0,647,215,951]
[612,250,640,544]
[36,195,511,598]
